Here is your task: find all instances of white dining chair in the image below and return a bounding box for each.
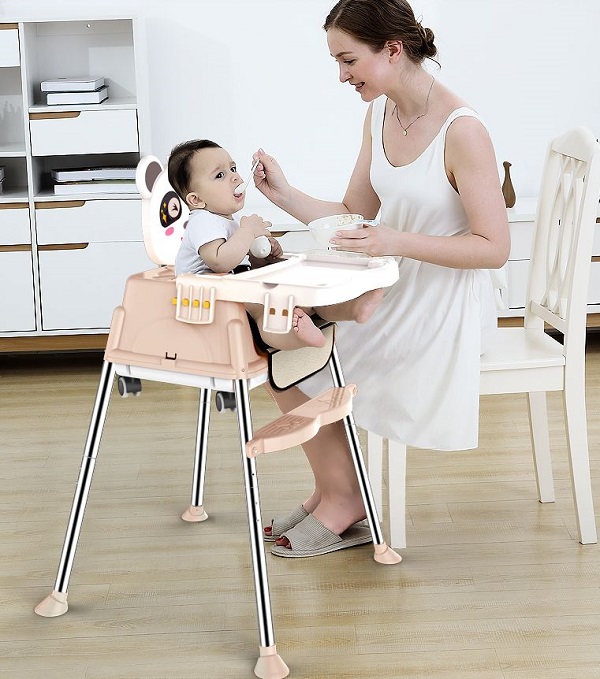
[367,127,600,549]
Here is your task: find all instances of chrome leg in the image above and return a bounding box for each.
[54,360,116,593]
[328,346,385,546]
[233,378,275,649]
[190,387,211,508]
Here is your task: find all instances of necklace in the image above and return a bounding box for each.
[392,76,435,136]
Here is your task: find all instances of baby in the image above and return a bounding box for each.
[169,139,381,351]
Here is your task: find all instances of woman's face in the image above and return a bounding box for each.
[327,27,391,101]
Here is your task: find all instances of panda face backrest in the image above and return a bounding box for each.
[135,155,190,266]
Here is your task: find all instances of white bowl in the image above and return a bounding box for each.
[308,213,365,248]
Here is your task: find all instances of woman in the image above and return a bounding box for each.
[255,0,510,557]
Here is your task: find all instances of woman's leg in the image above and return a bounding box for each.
[315,288,383,324]
[267,385,366,538]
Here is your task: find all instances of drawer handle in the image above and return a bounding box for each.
[0,244,31,252]
[0,202,28,210]
[592,256,600,263]
[35,201,86,210]
[0,24,18,30]
[30,111,82,121]
[38,243,89,251]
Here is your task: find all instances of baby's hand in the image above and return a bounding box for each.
[240,213,272,238]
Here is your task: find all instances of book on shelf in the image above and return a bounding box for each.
[0,166,4,182]
[46,86,108,106]
[41,76,105,92]
[0,179,3,195]
[51,166,137,182]
[53,179,137,196]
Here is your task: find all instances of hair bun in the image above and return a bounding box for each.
[418,24,437,58]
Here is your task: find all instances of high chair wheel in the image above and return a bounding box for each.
[117,376,142,398]
[215,391,236,413]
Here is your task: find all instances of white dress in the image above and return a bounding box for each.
[299,97,497,451]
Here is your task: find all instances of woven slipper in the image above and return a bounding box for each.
[263,505,309,542]
[271,514,372,558]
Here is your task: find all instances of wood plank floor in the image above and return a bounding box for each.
[1,334,599,678]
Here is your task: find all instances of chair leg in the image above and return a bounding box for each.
[563,384,597,544]
[233,378,289,679]
[182,387,211,522]
[527,391,555,503]
[35,361,116,617]
[366,431,384,516]
[388,440,408,550]
[329,347,401,564]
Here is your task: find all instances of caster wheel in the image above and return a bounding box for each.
[118,376,142,398]
[215,391,236,412]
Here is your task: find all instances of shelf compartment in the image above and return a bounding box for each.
[0,25,20,67]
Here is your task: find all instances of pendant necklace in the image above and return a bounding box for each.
[392,75,435,136]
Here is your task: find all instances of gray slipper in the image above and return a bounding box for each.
[263,505,309,542]
[271,514,372,558]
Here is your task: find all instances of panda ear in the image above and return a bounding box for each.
[136,155,164,198]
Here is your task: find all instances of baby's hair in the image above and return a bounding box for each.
[168,139,221,201]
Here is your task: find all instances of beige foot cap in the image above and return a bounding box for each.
[34,590,68,617]
[254,645,289,679]
[181,505,209,522]
[373,542,402,565]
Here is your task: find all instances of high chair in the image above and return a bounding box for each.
[366,127,600,550]
[34,156,402,679]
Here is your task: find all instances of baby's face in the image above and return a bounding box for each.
[186,146,245,218]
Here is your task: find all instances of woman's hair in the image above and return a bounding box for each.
[324,0,438,65]
[167,138,221,199]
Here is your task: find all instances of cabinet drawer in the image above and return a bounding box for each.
[0,26,20,67]
[29,109,139,156]
[36,199,142,244]
[0,249,36,331]
[0,204,30,244]
[38,241,154,330]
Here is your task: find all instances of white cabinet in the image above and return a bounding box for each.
[0,18,151,344]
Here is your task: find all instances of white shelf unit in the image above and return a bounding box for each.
[0,18,154,340]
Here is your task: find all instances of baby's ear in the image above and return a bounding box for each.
[186,192,206,209]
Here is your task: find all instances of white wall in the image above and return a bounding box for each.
[2,0,599,222]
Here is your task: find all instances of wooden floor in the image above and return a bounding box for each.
[1,335,600,679]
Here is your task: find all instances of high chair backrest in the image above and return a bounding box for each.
[526,127,600,343]
[135,155,190,266]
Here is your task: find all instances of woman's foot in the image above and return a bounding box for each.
[292,308,326,347]
[263,504,308,542]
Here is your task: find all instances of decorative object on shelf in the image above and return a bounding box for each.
[502,160,516,208]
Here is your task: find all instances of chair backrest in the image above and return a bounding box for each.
[135,155,190,266]
[526,128,600,347]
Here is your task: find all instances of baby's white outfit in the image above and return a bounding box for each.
[175,210,250,275]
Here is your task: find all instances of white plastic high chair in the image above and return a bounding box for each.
[367,127,600,550]
[34,156,402,678]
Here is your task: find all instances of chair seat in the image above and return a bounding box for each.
[480,327,566,395]
[481,327,565,371]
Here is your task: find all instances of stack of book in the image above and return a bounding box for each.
[41,76,108,106]
[51,166,137,196]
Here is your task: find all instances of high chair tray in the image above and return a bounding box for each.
[175,252,398,332]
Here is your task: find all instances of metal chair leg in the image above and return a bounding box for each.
[35,360,116,617]
[233,378,289,679]
[182,387,211,522]
[328,347,401,565]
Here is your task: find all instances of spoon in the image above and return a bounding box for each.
[234,157,260,196]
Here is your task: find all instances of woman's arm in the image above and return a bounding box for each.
[254,106,381,225]
[331,117,510,269]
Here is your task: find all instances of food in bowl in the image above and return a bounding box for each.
[308,213,365,247]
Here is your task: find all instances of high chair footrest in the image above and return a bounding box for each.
[246,385,357,457]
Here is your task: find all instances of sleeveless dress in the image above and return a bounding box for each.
[298,97,497,451]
